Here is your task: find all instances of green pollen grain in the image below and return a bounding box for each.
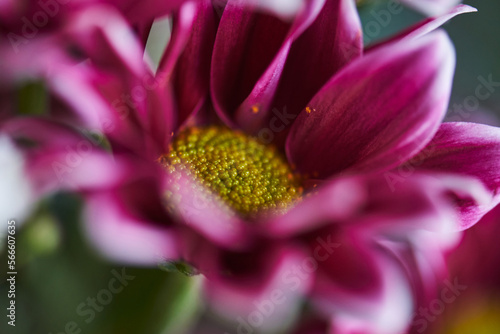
[161,126,302,218]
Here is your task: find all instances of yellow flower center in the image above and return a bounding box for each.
[160,126,302,219]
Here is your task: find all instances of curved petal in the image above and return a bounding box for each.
[0,135,34,228]
[1,118,163,196]
[0,37,110,130]
[201,242,313,332]
[265,176,367,237]
[243,0,362,142]
[159,0,217,127]
[287,31,455,179]
[314,228,383,296]
[368,5,477,51]
[322,255,413,334]
[415,122,500,229]
[163,170,250,250]
[1,118,90,154]
[311,228,413,334]
[84,191,179,265]
[446,204,500,287]
[212,0,331,130]
[265,172,467,238]
[360,173,489,234]
[211,0,295,127]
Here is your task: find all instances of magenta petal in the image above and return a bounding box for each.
[202,243,313,331]
[287,31,454,179]
[266,172,464,237]
[1,118,165,197]
[164,171,250,250]
[84,192,179,265]
[68,6,146,82]
[368,5,477,52]
[416,122,500,229]
[314,228,382,296]
[109,0,190,24]
[159,0,216,127]
[82,162,178,265]
[211,0,294,127]
[68,6,175,158]
[233,0,338,133]
[2,118,86,151]
[265,177,367,237]
[321,255,413,334]
[311,229,413,334]
[136,20,154,46]
[0,37,110,130]
[27,152,132,196]
[250,0,362,140]
[446,204,500,286]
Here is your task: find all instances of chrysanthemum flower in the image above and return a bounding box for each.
[1,1,499,333]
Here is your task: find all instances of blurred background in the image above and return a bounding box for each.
[1,1,499,333]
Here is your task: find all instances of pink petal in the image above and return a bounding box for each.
[265,171,470,238]
[202,242,313,332]
[313,228,382,296]
[1,118,167,200]
[211,0,294,127]
[322,255,413,334]
[287,31,454,179]
[212,0,328,130]
[265,176,367,237]
[84,191,179,265]
[415,122,500,229]
[164,171,250,250]
[244,0,362,142]
[0,37,110,130]
[80,159,179,265]
[67,6,175,158]
[310,228,413,334]
[446,204,500,286]
[159,0,217,127]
